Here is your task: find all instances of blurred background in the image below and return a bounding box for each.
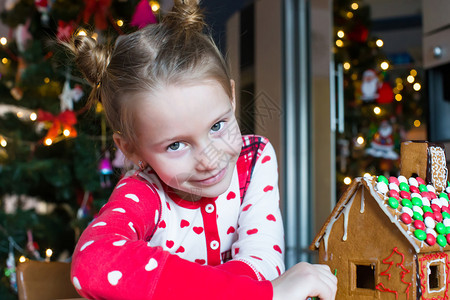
[0,0,446,298]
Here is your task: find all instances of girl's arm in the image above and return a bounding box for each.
[71,176,273,300]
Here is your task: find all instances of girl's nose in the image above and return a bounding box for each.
[195,141,225,172]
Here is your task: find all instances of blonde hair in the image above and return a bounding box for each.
[67,0,232,150]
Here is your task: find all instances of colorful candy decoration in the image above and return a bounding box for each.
[98,151,113,188]
[377,175,450,247]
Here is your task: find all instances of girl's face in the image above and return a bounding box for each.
[132,80,242,201]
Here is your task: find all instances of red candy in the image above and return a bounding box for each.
[389,176,400,185]
[447,235,450,245]
[434,212,443,223]
[413,220,425,230]
[400,191,411,200]
[421,192,431,200]
[426,234,437,246]
[424,212,435,220]
[416,177,426,185]
[431,204,441,213]
[410,186,420,194]
[442,206,450,214]
[430,192,438,199]
[400,213,412,224]
[389,190,400,200]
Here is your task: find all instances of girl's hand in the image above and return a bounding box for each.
[271,262,337,300]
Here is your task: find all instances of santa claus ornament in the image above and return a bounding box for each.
[366,120,399,160]
[360,69,380,102]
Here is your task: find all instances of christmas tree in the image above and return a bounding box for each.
[0,1,160,298]
[333,0,427,198]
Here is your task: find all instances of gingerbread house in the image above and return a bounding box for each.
[311,141,450,299]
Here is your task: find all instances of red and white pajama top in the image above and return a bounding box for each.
[71,135,285,300]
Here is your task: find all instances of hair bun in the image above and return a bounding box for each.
[71,35,112,86]
[164,0,205,34]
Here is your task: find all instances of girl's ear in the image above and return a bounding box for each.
[113,133,140,165]
[230,79,236,111]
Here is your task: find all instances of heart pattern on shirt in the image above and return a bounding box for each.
[193,227,204,234]
[227,191,236,200]
[247,228,258,235]
[176,246,185,253]
[263,185,274,192]
[227,226,235,234]
[195,259,206,264]
[145,258,158,271]
[180,219,190,228]
[273,245,282,253]
[158,220,166,228]
[107,271,122,286]
[166,240,174,248]
[242,204,252,211]
[261,155,271,164]
[266,214,276,221]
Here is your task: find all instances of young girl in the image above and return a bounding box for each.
[68,1,337,299]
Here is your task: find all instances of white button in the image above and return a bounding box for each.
[205,204,215,213]
[210,240,219,250]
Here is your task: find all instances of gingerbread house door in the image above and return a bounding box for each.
[417,252,450,299]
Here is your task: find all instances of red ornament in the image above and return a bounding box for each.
[82,0,112,30]
[347,22,369,43]
[377,82,394,104]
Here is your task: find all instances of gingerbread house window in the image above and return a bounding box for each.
[356,264,376,290]
[429,264,443,291]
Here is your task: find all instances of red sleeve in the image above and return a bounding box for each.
[71,176,273,300]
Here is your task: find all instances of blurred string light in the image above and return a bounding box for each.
[2,57,8,64]
[150,1,160,12]
[343,62,351,70]
[376,39,384,47]
[410,69,417,76]
[76,29,87,36]
[0,37,7,45]
[364,173,372,178]
[380,61,389,70]
[0,136,7,147]
[395,94,402,101]
[336,39,344,47]
[337,30,345,38]
[356,136,365,145]
[407,75,415,83]
[344,177,352,185]
[116,19,124,27]
[351,2,359,10]
[30,112,37,121]
[413,83,421,91]
[414,120,421,127]
[373,106,381,115]
[347,11,354,18]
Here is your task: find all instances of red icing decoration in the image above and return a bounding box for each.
[426,234,436,246]
[400,213,412,225]
[389,176,400,185]
[376,247,411,299]
[416,177,425,185]
[413,220,425,230]
[400,191,411,200]
[419,252,450,300]
[390,190,400,199]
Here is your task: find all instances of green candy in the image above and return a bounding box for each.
[401,199,413,209]
[414,229,426,241]
[411,197,423,207]
[423,206,433,213]
[437,235,448,247]
[436,223,447,234]
[443,212,450,219]
[399,182,410,192]
[388,197,399,209]
[440,193,449,200]
[377,175,389,185]
[447,227,450,235]
[413,211,423,221]
[419,184,428,192]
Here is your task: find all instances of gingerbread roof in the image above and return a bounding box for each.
[310,175,450,254]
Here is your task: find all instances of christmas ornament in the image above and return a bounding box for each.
[98,151,113,188]
[26,230,41,260]
[15,19,32,53]
[82,0,112,30]
[131,0,158,29]
[377,81,394,104]
[37,109,78,143]
[59,80,84,111]
[347,22,369,43]
[57,20,75,42]
[35,0,51,25]
[366,120,399,160]
[5,244,17,292]
[360,69,380,102]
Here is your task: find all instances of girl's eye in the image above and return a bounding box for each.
[211,121,225,132]
[167,142,186,152]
